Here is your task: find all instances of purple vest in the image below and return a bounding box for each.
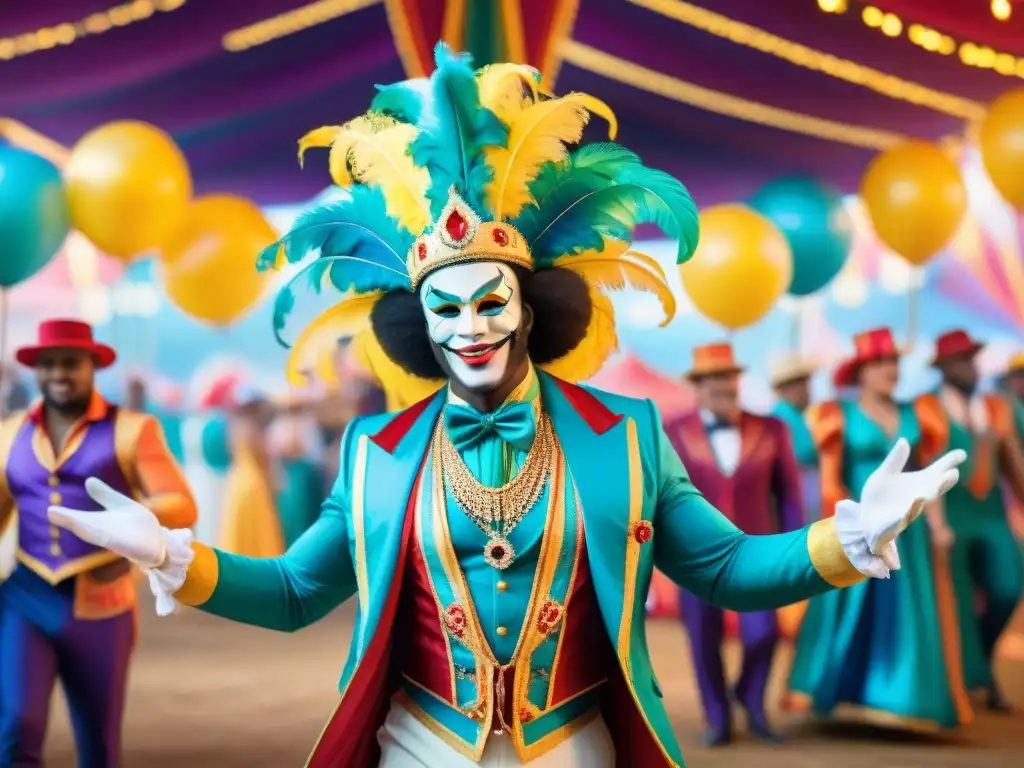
[7,408,133,583]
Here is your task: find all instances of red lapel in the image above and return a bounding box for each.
[552,378,623,434]
[369,393,438,453]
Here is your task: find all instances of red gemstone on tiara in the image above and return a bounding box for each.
[445,210,469,241]
[417,242,427,261]
[492,228,509,247]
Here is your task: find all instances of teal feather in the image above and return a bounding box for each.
[270,255,391,345]
[256,186,413,294]
[408,43,508,219]
[516,147,700,267]
[370,77,431,124]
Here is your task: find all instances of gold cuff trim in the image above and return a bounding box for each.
[174,542,219,606]
[807,518,864,588]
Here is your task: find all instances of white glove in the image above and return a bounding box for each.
[48,478,195,616]
[835,438,966,579]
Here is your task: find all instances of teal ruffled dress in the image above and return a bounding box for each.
[787,400,972,730]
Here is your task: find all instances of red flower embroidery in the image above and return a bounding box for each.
[417,242,428,261]
[519,708,535,723]
[632,520,653,545]
[536,600,564,635]
[444,604,467,638]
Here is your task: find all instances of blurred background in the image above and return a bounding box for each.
[2,0,1024,766]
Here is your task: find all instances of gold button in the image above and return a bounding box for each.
[48,476,59,487]
[496,580,508,592]
[49,542,61,556]
[49,492,62,505]
[50,526,61,539]
[496,626,508,636]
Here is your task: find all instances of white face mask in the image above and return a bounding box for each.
[420,261,522,391]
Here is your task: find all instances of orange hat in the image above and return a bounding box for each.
[684,342,745,381]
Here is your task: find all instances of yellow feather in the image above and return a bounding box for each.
[297,115,431,234]
[297,126,341,169]
[540,287,618,382]
[285,293,382,387]
[477,63,545,123]
[484,93,618,220]
[553,238,676,327]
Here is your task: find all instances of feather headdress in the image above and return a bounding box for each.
[262,43,700,394]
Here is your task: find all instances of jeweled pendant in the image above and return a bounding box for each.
[483,536,515,570]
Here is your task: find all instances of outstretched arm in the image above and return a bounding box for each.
[650,404,964,612]
[654,432,860,612]
[176,492,356,632]
[50,419,366,632]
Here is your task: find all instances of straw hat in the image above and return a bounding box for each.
[769,354,816,388]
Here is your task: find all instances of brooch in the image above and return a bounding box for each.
[444,604,467,639]
[631,520,653,545]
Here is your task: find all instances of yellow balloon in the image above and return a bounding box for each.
[859,140,966,265]
[64,121,192,260]
[160,195,274,326]
[680,204,793,330]
[980,89,1024,210]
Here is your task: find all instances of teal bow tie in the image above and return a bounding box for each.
[444,401,537,454]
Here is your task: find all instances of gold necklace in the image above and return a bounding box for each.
[435,413,554,570]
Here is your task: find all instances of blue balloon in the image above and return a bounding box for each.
[0,145,70,288]
[750,177,852,297]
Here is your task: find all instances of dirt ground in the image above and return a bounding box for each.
[41,598,1024,767]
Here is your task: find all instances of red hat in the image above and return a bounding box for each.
[833,328,900,387]
[684,342,745,381]
[929,329,983,366]
[15,319,116,369]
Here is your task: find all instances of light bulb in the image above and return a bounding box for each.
[992,0,1011,22]
[818,0,847,12]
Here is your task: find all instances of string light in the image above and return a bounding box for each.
[222,0,381,52]
[0,0,186,62]
[825,1,1024,80]
[818,0,848,13]
[560,40,906,149]
[627,0,985,120]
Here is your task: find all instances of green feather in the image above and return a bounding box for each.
[516,145,700,267]
[409,43,508,219]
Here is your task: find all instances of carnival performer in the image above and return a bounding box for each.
[48,48,964,767]
[1002,352,1024,444]
[770,354,820,521]
[916,330,1024,712]
[665,344,804,745]
[0,319,196,767]
[787,327,973,731]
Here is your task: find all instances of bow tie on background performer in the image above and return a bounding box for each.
[0,319,196,767]
[48,45,964,768]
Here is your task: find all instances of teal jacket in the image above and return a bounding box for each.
[177,372,860,766]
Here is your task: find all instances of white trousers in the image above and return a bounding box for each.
[377,701,615,767]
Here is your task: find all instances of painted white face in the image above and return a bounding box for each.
[420,261,522,391]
